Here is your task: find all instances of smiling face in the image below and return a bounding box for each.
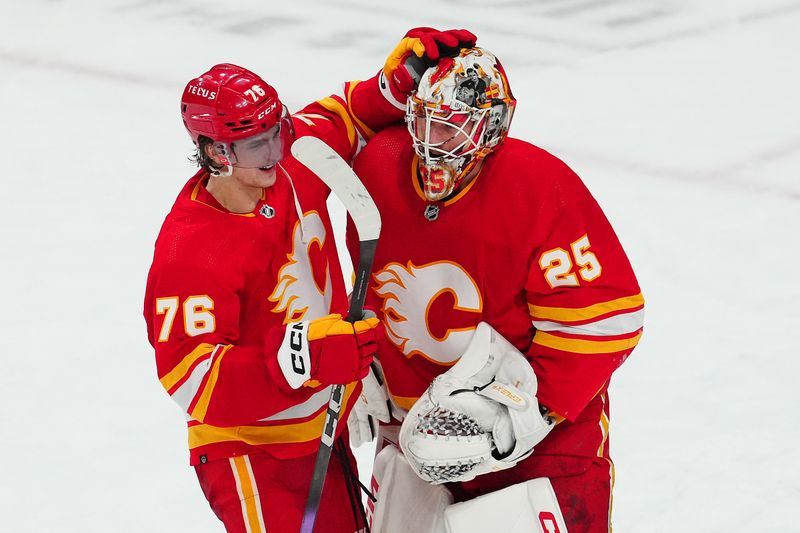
[203,139,279,209]
[229,164,278,188]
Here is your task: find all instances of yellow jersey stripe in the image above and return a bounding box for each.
[384,379,419,411]
[533,331,642,355]
[317,96,356,151]
[598,410,609,457]
[189,344,232,422]
[346,80,376,140]
[597,393,609,457]
[188,383,357,448]
[159,342,216,392]
[390,394,418,412]
[529,293,645,322]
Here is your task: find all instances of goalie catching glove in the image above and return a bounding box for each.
[399,322,555,484]
[267,314,381,389]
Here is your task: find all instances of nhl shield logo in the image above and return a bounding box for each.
[259,204,276,219]
[423,204,439,221]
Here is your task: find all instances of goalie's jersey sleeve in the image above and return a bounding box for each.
[288,70,406,164]
[347,125,643,429]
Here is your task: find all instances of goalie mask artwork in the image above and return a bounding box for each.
[180,63,295,173]
[406,48,516,202]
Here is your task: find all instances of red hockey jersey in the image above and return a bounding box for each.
[347,126,644,470]
[145,76,404,465]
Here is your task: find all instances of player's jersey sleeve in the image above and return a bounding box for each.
[145,261,313,428]
[524,163,644,422]
[291,71,406,165]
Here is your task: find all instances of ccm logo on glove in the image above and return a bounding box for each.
[287,321,311,376]
[272,314,380,390]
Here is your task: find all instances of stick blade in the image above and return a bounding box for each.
[290,136,381,242]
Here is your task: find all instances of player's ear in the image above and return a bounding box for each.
[204,142,222,164]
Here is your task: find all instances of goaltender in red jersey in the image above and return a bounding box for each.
[347,46,644,533]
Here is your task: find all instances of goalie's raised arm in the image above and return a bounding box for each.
[294,27,478,165]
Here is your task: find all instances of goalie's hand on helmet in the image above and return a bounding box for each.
[399,322,556,484]
[267,313,382,390]
[384,27,478,95]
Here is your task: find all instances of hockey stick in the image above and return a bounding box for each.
[291,136,381,533]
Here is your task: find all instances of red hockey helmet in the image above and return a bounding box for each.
[181,63,287,144]
[181,63,295,169]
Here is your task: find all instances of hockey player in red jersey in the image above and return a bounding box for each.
[346,47,644,532]
[144,29,477,533]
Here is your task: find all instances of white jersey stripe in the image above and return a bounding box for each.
[532,308,644,337]
[260,385,333,421]
[170,344,223,413]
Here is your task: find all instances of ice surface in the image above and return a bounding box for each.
[1,1,798,531]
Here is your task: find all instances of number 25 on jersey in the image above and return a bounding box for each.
[155,295,216,342]
[538,234,602,288]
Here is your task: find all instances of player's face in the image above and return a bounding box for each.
[230,163,278,188]
[416,112,475,155]
[231,123,285,170]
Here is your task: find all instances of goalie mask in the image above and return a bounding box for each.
[181,63,295,170]
[406,48,515,201]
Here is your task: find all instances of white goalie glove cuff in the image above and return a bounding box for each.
[399,322,555,484]
[348,361,392,447]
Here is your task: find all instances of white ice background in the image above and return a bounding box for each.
[1,0,798,531]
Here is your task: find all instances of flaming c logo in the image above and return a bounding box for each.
[373,260,482,364]
[269,211,332,323]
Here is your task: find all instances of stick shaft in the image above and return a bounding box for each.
[300,237,379,533]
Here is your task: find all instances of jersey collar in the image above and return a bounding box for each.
[190,172,267,217]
